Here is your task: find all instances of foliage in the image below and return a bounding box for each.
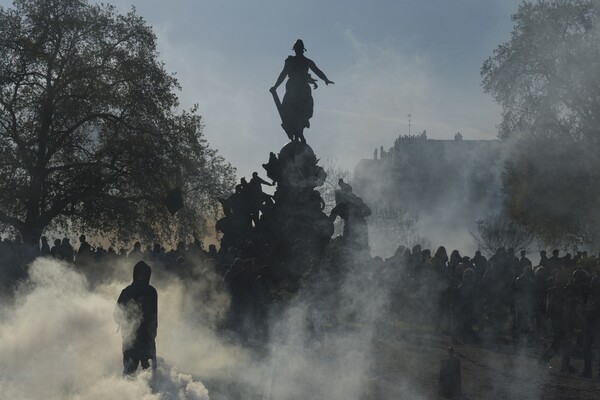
[482,0,600,142]
[502,139,600,247]
[0,0,235,244]
[482,0,600,248]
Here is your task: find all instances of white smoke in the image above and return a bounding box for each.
[0,258,241,400]
[0,246,560,400]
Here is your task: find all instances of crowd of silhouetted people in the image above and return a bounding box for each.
[2,233,600,378]
[381,244,600,379]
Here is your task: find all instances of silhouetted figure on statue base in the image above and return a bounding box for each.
[249,172,274,226]
[217,183,254,251]
[330,179,371,250]
[217,141,333,278]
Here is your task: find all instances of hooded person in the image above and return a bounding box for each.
[114,261,158,375]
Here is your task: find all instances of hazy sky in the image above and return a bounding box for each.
[1,0,523,177]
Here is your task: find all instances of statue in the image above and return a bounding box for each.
[270,39,334,143]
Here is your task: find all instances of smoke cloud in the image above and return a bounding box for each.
[0,258,240,399]
[0,247,437,400]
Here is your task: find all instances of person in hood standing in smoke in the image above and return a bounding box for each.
[580,275,600,379]
[114,261,158,375]
[538,270,578,373]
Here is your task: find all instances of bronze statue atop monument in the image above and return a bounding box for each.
[270,39,334,143]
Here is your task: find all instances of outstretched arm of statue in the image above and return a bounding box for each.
[270,65,288,93]
[308,60,334,85]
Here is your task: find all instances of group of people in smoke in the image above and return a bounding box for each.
[389,245,600,379]
[3,232,600,379]
[20,234,218,268]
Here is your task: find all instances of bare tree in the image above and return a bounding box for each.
[367,200,420,257]
[471,215,534,257]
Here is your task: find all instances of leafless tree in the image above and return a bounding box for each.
[471,215,534,257]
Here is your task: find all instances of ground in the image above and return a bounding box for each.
[368,321,600,400]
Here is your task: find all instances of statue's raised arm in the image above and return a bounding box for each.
[269,39,334,144]
[307,59,334,86]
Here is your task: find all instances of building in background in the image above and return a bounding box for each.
[354,132,506,255]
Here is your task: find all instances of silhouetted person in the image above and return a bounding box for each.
[129,241,143,261]
[449,250,462,269]
[539,272,578,373]
[50,239,62,259]
[144,245,153,260]
[338,178,352,193]
[562,253,575,270]
[270,39,334,143]
[78,234,92,256]
[548,249,561,274]
[330,179,371,248]
[539,250,549,269]
[519,250,532,270]
[77,234,93,264]
[514,266,535,336]
[115,261,158,375]
[208,244,218,259]
[533,266,550,330]
[580,276,600,378]
[60,238,74,262]
[472,250,487,279]
[250,172,274,192]
[240,177,249,192]
[249,172,274,225]
[40,236,50,256]
[454,268,479,343]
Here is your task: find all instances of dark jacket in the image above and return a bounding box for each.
[116,261,158,353]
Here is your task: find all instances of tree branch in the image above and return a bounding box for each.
[0,210,24,230]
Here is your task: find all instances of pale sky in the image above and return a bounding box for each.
[1,0,523,177]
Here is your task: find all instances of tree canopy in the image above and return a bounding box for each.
[0,0,236,244]
[482,0,600,248]
[482,0,600,142]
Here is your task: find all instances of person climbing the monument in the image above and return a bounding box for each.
[114,261,158,375]
[249,172,274,226]
[250,172,274,193]
[338,178,353,193]
[330,178,371,249]
[270,39,334,143]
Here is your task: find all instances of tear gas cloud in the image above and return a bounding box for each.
[4,2,600,399]
[1,241,561,400]
[357,135,515,258]
[0,245,463,400]
[0,258,222,399]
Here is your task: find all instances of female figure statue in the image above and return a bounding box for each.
[270,39,334,143]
